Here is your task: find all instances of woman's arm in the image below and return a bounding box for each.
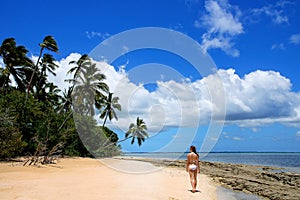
[197,157,200,173]
[186,154,190,172]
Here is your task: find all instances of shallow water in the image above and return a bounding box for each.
[217,187,262,200]
[123,152,300,173]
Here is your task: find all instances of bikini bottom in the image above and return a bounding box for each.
[189,164,197,171]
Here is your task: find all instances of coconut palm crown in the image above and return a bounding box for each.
[125,117,148,146]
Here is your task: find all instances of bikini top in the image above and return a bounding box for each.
[189,153,198,164]
[190,160,197,164]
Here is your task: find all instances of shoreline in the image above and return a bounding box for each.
[0,157,217,200]
[1,156,299,200]
[116,156,300,200]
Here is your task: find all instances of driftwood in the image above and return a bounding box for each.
[23,139,63,166]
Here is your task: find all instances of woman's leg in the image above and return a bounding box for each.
[193,170,197,191]
[189,169,197,192]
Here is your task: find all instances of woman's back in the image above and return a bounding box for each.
[188,152,198,164]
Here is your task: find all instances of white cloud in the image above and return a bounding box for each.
[289,34,300,45]
[251,0,291,25]
[85,31,110,40]
[222,132,243,141]
[271,43,285,50]
[106,66,300,130]
[196,0,243,57]
[296,131,300,137]
[232,136,242,141]
[45,53,300,133]
[218,69,300,127]
[46,53,82,93]
[0,58,4,68]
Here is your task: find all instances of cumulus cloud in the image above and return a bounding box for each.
[48,53,82,92]
[219,69,300,127]
[102,65,300,130]
[46,53,300,133]
[196,0,243,57]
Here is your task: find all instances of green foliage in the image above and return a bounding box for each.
[0,108,25,159]
[73,114,120,157]
[102,126,119,143]
[0,38,33,91]
[0,36,148,160]
[98,92,121,127]
[71,56,109,116]
[126,117,149,146]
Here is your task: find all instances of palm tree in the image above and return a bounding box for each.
[67,54,89,80]
[0,38,33,91]
[57,86,74,131]
[66,54,89,96]
[0,67,10,90]
[59,87,73,113]
[40,82,61,108]
[99,92,121,127]
[27,35,58,96]
[72,57,109,116]
[125,117,148,146]
[36,53,59,96]
[40,54,58,80]
[103,117,149,148]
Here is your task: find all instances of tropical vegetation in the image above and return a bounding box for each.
[0,36,148,161]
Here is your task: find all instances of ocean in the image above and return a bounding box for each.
[123,152,300,173]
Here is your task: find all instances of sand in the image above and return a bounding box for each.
[0,157,217,200]
[127,158,300,200]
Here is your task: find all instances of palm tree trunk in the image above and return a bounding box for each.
[58,111,73,131]
[104,135,133,148]
[26,47,44,101]
[102,111,109,127]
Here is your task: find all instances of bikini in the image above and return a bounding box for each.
[188,160,197,171]
[189,164,197,171]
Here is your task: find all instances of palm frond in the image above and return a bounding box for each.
[41,35,59,53]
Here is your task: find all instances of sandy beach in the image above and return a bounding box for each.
[0,157,217,200]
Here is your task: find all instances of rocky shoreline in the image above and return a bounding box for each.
[117,157,300,200]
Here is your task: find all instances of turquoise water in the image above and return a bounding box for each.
[123,152,300,173]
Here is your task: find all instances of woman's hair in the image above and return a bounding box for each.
[190,145,199,157]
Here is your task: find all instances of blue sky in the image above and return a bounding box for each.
[1,0,300,152]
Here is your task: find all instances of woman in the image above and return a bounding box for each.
[186,145,200,193]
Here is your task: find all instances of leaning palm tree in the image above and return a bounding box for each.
[99,92,121,127]
[27,35,59,97]
[125,117,149,146]
[65,54,89,96]
[72,58,109,116]
[67,54,89,80]
[36,53,59,96]
[39,54,58,80]
[0,38,33,91]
